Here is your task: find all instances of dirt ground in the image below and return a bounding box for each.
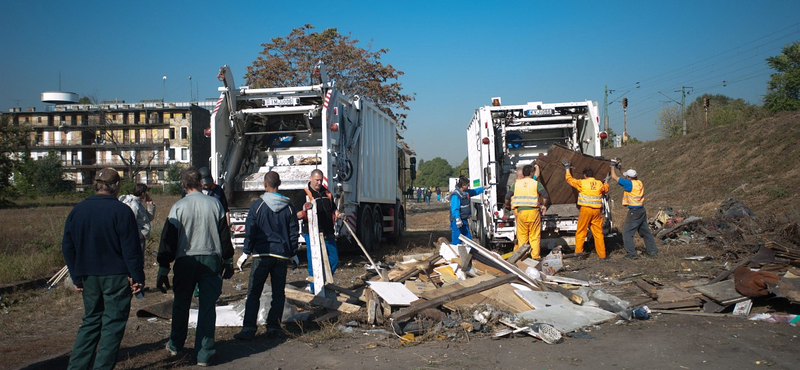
[2,201,799,370]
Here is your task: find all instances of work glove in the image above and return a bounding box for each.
[236,253,249,271]
[604,174,612,183]
[561,159,571,169]
[299,202,313,219]
[222,259,235,279]
[156,266,171,293]
[455,218,464,228]
[290,255,299,270]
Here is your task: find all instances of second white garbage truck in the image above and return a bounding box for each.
[466,97,611,250]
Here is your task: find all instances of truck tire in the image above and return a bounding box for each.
[474,207,487,247]
[359,205,375,252]
[372,207,383,250]
[386,202,404,242]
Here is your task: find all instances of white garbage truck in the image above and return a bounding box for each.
[207,62,410,252]
[466,98,612,250]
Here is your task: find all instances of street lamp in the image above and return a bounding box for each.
[188,76,192,102]
[162,75,167,102]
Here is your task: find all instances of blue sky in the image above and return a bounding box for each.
[2,0,798,165]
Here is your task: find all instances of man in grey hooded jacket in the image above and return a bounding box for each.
[234,171,299,340]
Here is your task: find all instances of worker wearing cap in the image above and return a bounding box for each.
[450,176,485,244]
[504,164,550,259]
[610,164,658,259]
[565,163,609,259]
[62,167,145,370]
[198,167,230,227]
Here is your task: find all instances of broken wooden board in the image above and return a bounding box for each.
[648,298,702,310]
[444,282,532,313]
[390,274,517,321]
[633,279,659,299]
[284,288,361,314]
[307,203,328,296]
[694,279,748,305]
[404,279,437,296]
[775,268,800,304]
[390,254,442,283]
[516,305,617,333]
[472,260,506,276]
[366,281,419,306]
[655,286,695,303]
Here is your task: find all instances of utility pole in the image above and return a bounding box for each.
[162,76,167,103]
[680,86,692,136]
[189,76,193,102]
[603,85,609,132]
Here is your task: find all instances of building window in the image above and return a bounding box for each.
[181,148,189,161]
[169,128,175,140]
[168,148,176,160]
[37,117,42,123]
[180,127,188,139]
[123,130,130,143]
[182,113,187,119]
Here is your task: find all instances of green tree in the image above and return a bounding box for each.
[16,151,71,196]
[452,157,469,178]
[417,157,452,187]
[0,114,30,204]
[656,104,683,139]
[764,41,800,112]
[166,162,186,195]
[245,24,414,128]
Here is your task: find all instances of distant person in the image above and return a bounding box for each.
[610,163,658,259]
[450,176,486,244]
[62,167,145,370]
[564,162,609,259]
[234,171,299,340]
[435,187,441,202]
[157,167,234,367]
[199,166,231,228]
[297,169,339,291]
[425,188,432,204]
[416,187,422,203]
[505,164,549,259]
[119,183,155,251]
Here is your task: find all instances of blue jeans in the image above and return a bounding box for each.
[623,207,658,257]
[302,234,338,289]
[242,256,288,331]
[451,219,472,245]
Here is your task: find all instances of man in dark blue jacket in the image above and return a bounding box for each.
[234,171,299,340]
[62,167,145,370]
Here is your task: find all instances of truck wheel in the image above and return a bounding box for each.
[359,205,375,252]
[371,207,383,250]
[386,202,404,242]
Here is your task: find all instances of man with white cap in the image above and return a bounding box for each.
[610,163,658,259]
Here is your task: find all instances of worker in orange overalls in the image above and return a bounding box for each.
[564,161,609,259]
[505,163,549,259]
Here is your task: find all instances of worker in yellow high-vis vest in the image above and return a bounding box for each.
[610,163,658,259]
[564,162,609,259]
[505,163,550,259]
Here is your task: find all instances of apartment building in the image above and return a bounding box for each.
[7,99,213,190]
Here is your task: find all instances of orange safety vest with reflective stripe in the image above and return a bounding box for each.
[304,188,335,223]
[511,178,540,209]
[566,172,607,209]
[622,179,645,207]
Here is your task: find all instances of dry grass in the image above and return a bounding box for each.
[0,194,180,285]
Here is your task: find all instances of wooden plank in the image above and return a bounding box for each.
[708,257,752,284]
[472,260,506,276]
[314,310,340,323]
[506,243,531,264]
[390,254,442,283]
[444,283,532,313]
[634,279,659,298]
[656,286,695,303]
[648,298,702,310]
[458,244,472,269]
[651,309,742,318]
[419,274,494,300]
[319,232,334,285]
[551,285,583,305]
[389,274,517,321]
[460,235,542,289]
[694,280,746,305]
[307,203,326,296]
[325,284,367,303]
[284,288,361,314]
